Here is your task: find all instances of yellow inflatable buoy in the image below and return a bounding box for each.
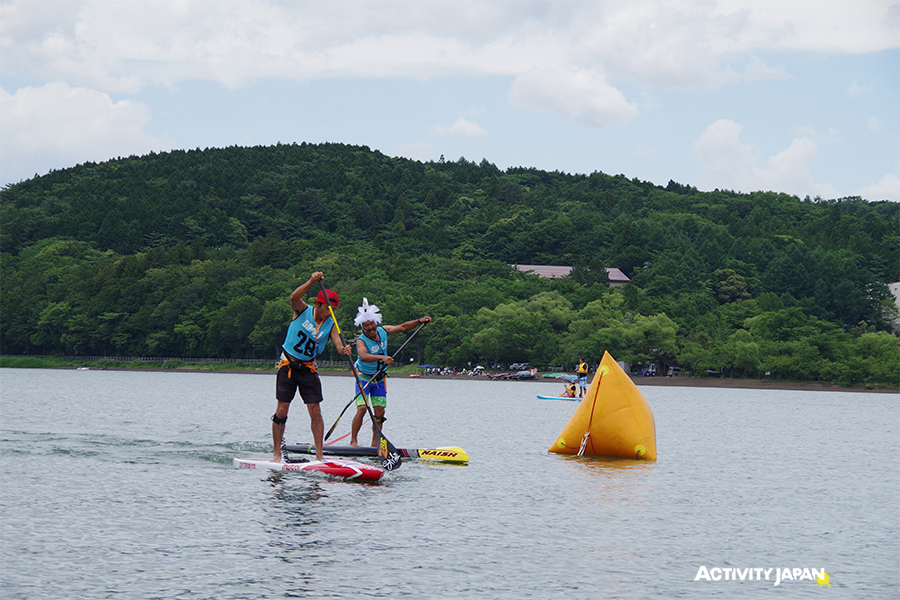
[548,351,657,460]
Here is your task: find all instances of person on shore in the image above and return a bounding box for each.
[350,298,431,447]
[271,272,352,463]
[577,357,589,397]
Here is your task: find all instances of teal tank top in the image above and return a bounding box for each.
[282,305,333,361]
[355,326,388,375]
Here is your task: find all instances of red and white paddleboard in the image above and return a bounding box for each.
[233,457,385,483]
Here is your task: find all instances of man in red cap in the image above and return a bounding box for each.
[271,271,351,463]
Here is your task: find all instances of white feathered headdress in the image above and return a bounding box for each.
[354,297,383,326]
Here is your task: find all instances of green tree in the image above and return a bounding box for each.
[711,269,752,304]
[722,329,761,377]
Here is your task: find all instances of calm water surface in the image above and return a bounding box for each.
[1,368,897,599]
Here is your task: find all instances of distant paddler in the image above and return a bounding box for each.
[350,297,431,447]
[576,357,589,398]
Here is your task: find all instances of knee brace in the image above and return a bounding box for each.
[271,413,287,425]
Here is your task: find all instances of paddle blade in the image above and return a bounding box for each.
[378,436,403,471]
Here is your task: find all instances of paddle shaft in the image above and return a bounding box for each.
[324,321,426,440]
[317,280,402,471]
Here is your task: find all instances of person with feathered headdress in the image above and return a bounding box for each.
[350,297,432,447]
[353,297,383,327]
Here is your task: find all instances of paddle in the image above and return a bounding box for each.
[324,320,426,441]
[317,279,403,471]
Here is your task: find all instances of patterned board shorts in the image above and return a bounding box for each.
[355,376,387,407]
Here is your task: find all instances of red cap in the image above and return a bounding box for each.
[316,288,339,306]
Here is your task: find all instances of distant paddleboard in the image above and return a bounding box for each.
[536,394,580,401]
[233,457,385,482]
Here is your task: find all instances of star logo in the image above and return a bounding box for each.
[816,571,831,588]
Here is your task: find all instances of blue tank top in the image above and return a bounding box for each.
[282,305,333,361]
[355,326,388,375]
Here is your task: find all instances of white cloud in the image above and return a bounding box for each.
[855,171,900,202]
[0,0,567,90]
[3,1,895,93]
[573,4,792,89]
[691,119,760,182]
[866,117,885,132]
[847,79,874,97]
[430,117,488,137]
[0,82,170,183]
[509,67,639,128]
[691,118,838,198]
[708,0,899,54]
[789,125,841,146]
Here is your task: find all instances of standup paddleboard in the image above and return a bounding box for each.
[233,457,385,482]
[537,394,581,401]
[286,443,469,464]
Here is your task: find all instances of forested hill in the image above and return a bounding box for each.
[2,142,898,385]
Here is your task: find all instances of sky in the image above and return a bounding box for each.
[1,0,898,201]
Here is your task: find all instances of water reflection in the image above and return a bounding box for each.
[556,453,657,475]
[266,473,329,503]
[262,476,329,560]
[554,453,656,505]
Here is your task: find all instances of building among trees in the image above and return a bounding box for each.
[511,264,630,286]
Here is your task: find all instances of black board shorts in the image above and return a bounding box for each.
[275,364,323,404]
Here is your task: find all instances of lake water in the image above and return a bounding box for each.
[0,368,897,599]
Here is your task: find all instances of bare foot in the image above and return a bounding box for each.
[272,454,282,463]
[349,441,359,447]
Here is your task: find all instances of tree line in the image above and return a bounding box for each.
[1,142,898,385]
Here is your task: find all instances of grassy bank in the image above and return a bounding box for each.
[0,356,274,372]
[0,355,420,375]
